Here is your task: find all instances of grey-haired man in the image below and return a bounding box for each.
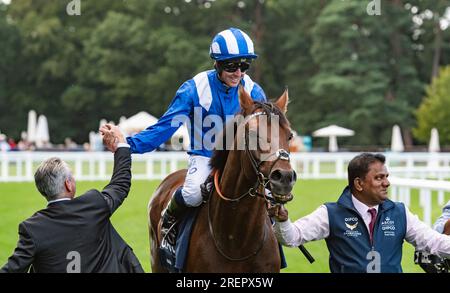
[1,124,143,273]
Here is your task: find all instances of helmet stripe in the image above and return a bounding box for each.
[219,30,239,54]
[231,28,249,56]
[210,41,221,55]
[241,31,254,54]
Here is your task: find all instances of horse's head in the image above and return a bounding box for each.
[236,86,297,204]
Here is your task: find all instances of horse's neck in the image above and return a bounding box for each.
[211,151,268,246]
[219,151,255,201]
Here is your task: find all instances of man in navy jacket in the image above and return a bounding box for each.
[273,153,450,273]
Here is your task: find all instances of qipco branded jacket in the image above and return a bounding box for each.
[126,70,266,157]
[325,187,407,273]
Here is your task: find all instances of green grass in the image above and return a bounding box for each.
[0,179,447,273]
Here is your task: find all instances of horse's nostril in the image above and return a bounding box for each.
[270,170,282,181]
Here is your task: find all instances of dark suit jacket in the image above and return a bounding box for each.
[0,147,144,273]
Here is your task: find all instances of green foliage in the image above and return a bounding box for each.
[414,66,450,144]
[0,0,449,146]
[309,0,423,146]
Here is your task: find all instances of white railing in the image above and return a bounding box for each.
[2,151,450,226]
[2,151,450,182]
[0,151,189,182]
[290,152,450,180]
[389,177,450,226]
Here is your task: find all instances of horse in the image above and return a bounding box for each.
[148,87,297,272]
[415,219,450,273]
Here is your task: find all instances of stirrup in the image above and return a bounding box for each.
[161,211,178,246]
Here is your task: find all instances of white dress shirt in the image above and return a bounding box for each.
[117,143,130,148]
[47,198,71,205]
[273,195,450,258]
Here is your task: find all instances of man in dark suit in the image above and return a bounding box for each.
[0,124,144,273]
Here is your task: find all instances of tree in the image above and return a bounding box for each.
[414,66,450,144]
[0,3,26,138]
[309,0,423,146]
[261,0,326,136]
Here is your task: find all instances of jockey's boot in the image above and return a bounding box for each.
[161,188,187,246]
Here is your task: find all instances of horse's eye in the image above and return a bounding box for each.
[288,132,294,141]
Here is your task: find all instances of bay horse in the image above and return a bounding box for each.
[148,87,297,272]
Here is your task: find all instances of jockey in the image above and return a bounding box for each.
[125,28,267,243]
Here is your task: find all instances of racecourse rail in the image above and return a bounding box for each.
[1,151,450,226]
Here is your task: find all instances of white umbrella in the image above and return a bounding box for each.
[427,127,441,169]
[312,124,354,152]
[35,115,50,148]
[428,128,440,152]
[390,125,404,152]
[118,111,158,135]
[27,110,37,143]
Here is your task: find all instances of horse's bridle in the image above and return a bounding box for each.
[207,104,291,262]
[213,107,291,204]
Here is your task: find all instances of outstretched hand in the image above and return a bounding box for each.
[268,204,289,222]
[99,124,125,153]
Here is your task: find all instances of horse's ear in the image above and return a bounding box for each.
[275,89,289,113]
[239,86,254,115]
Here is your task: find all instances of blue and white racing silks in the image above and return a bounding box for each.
[126,70,266,157]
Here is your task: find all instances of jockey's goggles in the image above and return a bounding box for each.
[219,59,251,73]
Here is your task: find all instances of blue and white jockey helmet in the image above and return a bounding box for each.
[209,28,258,61]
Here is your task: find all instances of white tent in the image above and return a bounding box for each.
[312,125,354,152]
[27,110,37,143]
[428,128,440,152]
[390,125,404,152]
[35,115,50,148]
[119,111,158,135]
[119,111,190,150]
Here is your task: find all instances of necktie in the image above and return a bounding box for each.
[368,208,377,243]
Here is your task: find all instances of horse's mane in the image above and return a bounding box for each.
[209,101,290,173]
